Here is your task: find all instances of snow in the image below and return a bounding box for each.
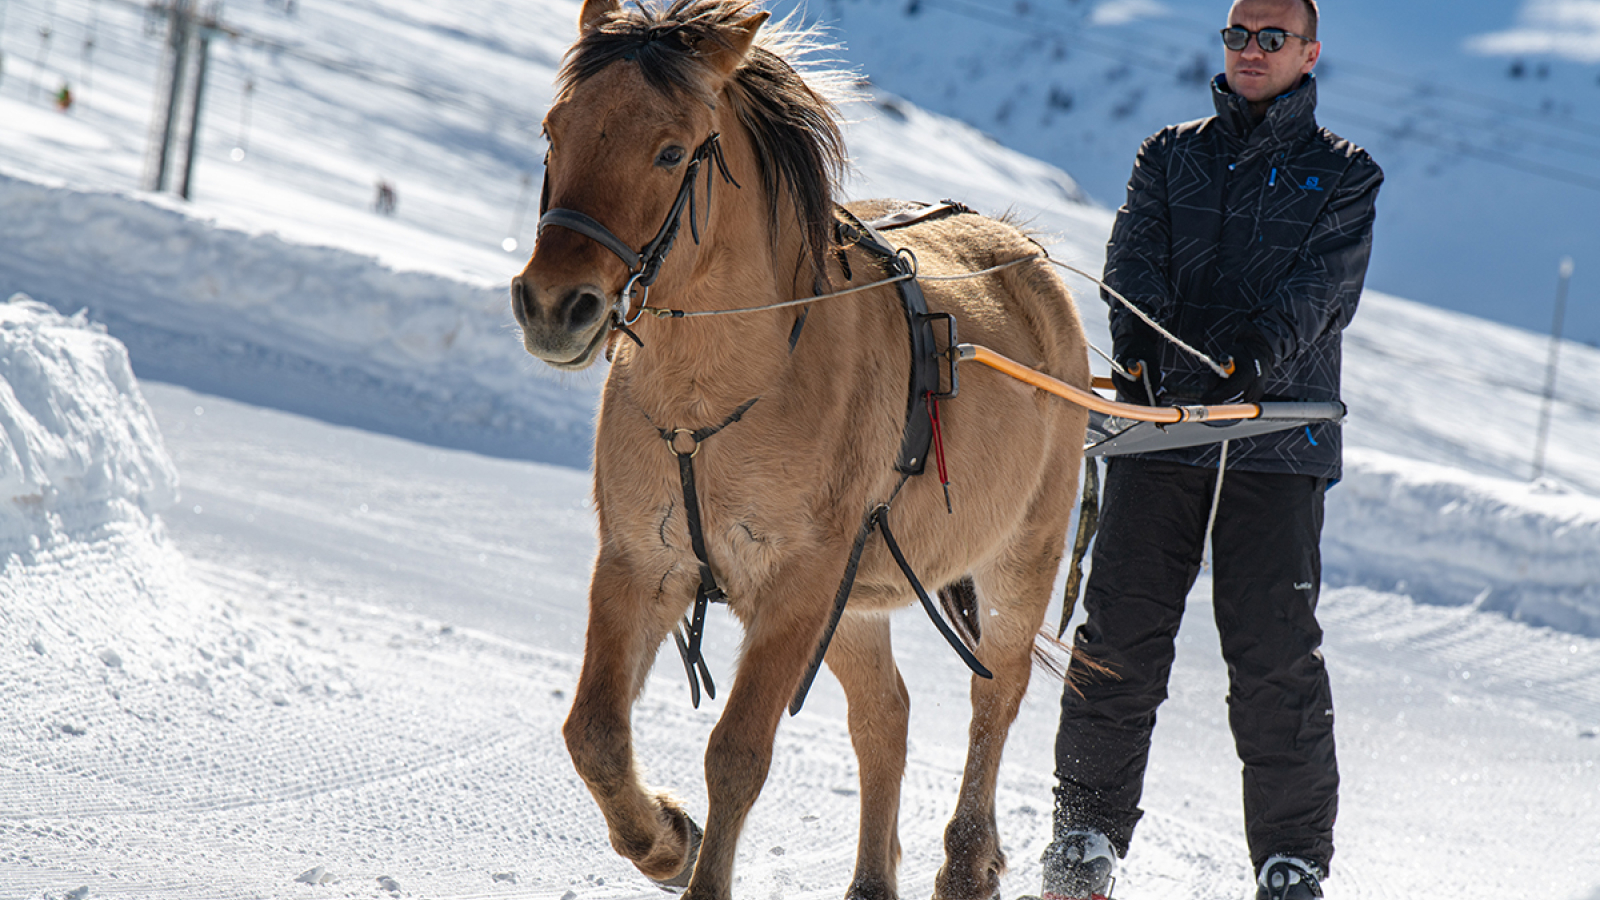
[1327,448,1600,635]
[0,298,177,532]
[1,0,1599,898]
[1469,1,1600,63]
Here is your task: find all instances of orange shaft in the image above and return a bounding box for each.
[960,344,1261,424]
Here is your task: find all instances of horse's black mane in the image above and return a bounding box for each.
[558,0,847,286]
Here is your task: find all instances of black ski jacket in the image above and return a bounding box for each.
[1103,73,1383,479]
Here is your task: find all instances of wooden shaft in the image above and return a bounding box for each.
[960,344,1261,424]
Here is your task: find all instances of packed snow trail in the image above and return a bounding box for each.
[10,381,1593,900]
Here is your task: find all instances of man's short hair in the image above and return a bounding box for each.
[1299,0,1319,40]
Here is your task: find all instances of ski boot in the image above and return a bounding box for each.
[1255,855,1324,900]
[1039,829,1116,900]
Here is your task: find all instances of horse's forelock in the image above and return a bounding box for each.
[556,0,851,286]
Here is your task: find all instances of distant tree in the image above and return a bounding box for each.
[1509,59,1526,79]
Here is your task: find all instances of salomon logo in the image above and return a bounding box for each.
[1301,176,1323,191]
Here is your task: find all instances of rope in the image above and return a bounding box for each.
[649,257,1034,319]
[1046,260,1230,378]
[1201,440,1229,571]
[638,250,1231,379]
[651,271,914,318]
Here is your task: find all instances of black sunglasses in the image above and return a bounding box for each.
[1220,26,1314,53]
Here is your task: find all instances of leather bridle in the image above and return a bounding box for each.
[536,132,738,334]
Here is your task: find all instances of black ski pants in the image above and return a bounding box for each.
[1052,456,1338,874]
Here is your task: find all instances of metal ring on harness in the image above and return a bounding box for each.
[619,271,650,327]
[665,428,701,458]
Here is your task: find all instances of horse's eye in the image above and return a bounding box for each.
[656,146,687,168]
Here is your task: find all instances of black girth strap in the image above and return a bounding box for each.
[877,509,993,680]
[836,203,968,476]
[789,201,990,716]
[789,494,994,715]
[837,211,939,475]
[659,397,760,708]
[788,502,884,716]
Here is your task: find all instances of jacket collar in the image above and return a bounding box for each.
[1211,72,1318,146]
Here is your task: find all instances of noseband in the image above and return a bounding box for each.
[537,132,739,333]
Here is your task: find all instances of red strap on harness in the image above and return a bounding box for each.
[926,392,952,514]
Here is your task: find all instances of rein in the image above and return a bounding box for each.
[629,252,1232,379]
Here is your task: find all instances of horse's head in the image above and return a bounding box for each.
[511,0,769,371]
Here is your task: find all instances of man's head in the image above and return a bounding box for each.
[1223,0,1320,117]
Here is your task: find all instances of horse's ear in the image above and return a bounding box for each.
[699,12,769,81]
[578,0,622,36]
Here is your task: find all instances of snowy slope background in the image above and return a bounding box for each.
[766,0,1600,347]
[1,0,1599,898]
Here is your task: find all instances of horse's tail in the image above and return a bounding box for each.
[937,577,1110,688]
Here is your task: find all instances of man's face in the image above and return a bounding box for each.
[1224,0,1321,106]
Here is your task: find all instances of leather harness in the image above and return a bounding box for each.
[655,201,989,714]
[540,169,988,711]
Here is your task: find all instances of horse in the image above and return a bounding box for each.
[510,2,1090,898]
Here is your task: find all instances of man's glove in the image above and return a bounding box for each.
[1203,329,1275,405]
[1111,323,1163,406]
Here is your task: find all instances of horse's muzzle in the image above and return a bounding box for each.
[511,276,611,369]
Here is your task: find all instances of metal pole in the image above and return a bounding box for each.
[151,0,193,192]
[1531,256,1574,481]
[178,28,210,200]
[0,0,10,90]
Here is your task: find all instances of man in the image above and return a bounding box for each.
[1041,2,1381,899]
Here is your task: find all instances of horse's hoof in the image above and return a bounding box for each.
[845,877,898,900]
[649,817,703,892]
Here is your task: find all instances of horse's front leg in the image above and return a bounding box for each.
[563,554,698,884]
[685,573,833,900]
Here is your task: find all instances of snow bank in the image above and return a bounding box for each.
[1,295,177,534]
[1326,447,1600,636]
[0,296,339,721]
[0,171,600,466]
[2,297,209,687]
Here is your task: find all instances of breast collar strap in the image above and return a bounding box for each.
[537,132,738,333]
[655,396,760,709]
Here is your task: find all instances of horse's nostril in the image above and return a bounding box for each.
[511,279,531,328]
[565,288,605,331]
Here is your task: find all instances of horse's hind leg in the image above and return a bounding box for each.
[563,558,698,884]
[825,614,910,900]
[934,543,1064,900]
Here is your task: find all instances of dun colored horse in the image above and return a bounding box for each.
[511,1,1089,897]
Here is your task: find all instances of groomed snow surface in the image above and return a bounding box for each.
[2,0,1599,896]
[2,297,1598,900]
